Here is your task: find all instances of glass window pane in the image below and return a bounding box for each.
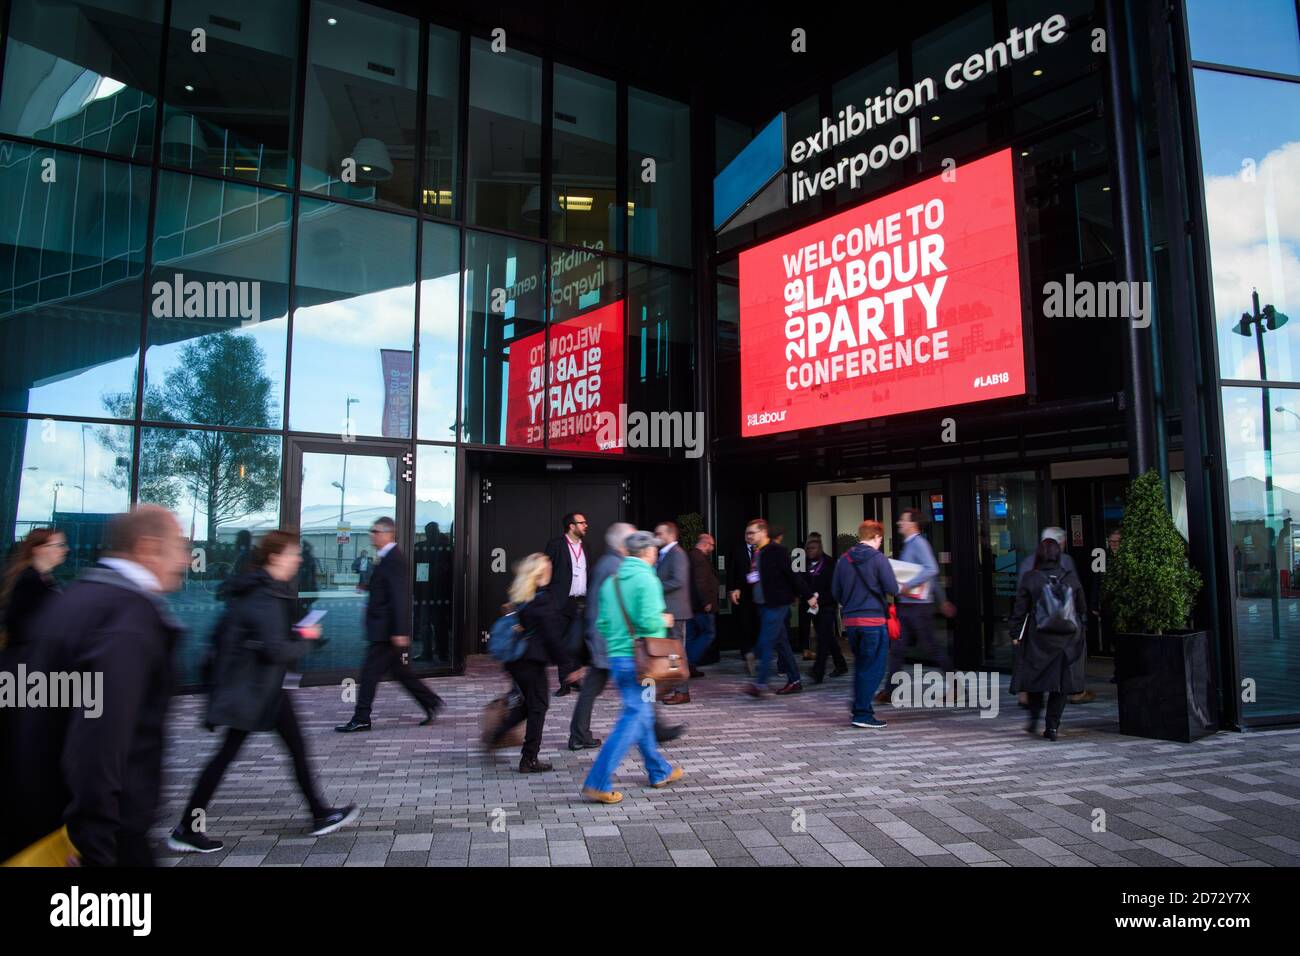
[628,87,690,265]
[413,444,455,667]
[1222,388,1300,718]
[552,65,617,249]
[460,230,545,445]
[1187,0,1300,74]
[162,0,300,187]
[136,424,282,685]
[628,264,695,458]
[0,0,163,160]
[422,24,460,219]
[467,39,541,235]
[301,0,419,210]
[546,250,621,453]
[146,172,290,427]
[1194,70,1300,384]
[0,417,134,578]
[0,141,148,417]
[290,199,416,436]
[911,3,995,139]
[418,221,460,441]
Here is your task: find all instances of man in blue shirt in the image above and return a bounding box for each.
[879,509,948,703]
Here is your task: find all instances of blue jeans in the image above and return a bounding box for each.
[755,605,801,688]
[583,657,673,792]
[846,625,889,722]
[685,613,716,665]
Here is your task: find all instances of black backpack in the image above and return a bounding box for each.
[1033,573,1078,635]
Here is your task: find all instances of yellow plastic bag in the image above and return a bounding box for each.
[2,825,79,867]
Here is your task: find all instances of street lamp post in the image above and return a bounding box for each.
[51,480,63,522]
[1233,289,1290,641]
[335,396,360,573]
[80,424,91,513]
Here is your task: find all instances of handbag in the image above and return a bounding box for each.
[2,825,79,867]
[847,552,902,640]
[480,681,526,750]
[613,576,688,686]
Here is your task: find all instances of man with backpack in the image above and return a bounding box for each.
[1009,537,1088,741]
[832,520,900,729]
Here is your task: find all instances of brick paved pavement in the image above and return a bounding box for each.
[155,657,1300,867]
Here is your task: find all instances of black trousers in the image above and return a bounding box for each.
[1027,691,1067,731]
[502,659,549,760]
[353,641,443,723]
[181,693,326,829]
[809,607,846,679]
[736,596,759,655]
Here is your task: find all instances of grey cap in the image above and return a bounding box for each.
[1040,527,1068,546]
[624,530,663,553]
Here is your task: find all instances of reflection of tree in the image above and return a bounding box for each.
[101,332,279,541]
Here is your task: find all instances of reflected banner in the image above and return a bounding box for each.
[506,300,624,453]
[738,147,1026,437]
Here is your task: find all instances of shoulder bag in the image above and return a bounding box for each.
[613,575,688,685]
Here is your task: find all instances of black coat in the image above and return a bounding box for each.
[800,554,835,608]
[206,569,309,732]
[756,542,814,607]
[1009,560,1088,694]
[365,546,412,642]
[1,566,60,654]
[544,534,585,615]
[516,586,564,665]
[7,564,182,866]
[726,542,757,596]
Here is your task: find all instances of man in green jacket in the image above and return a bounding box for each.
[582,531,683,804]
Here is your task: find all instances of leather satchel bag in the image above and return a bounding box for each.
[613,576,688,686]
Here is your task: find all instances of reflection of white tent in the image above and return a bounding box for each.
[1229,476,1300,521]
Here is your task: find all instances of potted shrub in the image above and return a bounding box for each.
[1103,469,1215,741]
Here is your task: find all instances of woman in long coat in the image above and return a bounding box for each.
[1009,537,1087,741]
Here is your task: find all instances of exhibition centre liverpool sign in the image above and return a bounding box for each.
[737,148,1026,437]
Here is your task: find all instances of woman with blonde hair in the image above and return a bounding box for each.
[490,552,565,772]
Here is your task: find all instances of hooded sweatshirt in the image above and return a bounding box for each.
[831,542,900,624]
[596,555,667,658]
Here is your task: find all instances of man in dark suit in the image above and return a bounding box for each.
[727,527,762,675]
[544,512,588,695]
[655,521,693,705]
[7,505,190,866]
[336,516,443,732]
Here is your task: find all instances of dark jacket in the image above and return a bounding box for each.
[8,564,182,866]
[365,545,412,642]
[2,565,60,653]
[656,543,691,621]
[688,547,720,613]
[516,586,564,666]
[755,541,813,607]
[206,569,310,732]
[832,543,899,618]
[544,534,587,615]
[1009,560,1088,694]
[800,553,835,608]
[726,541,757,596]
[583,552,623,669]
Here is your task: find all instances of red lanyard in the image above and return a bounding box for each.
[567,539,584,566]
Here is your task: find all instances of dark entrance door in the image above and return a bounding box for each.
[476,473,626,653]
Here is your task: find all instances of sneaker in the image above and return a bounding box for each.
[167,826,224,854]
[850,717,887,729]
[309,804,359,837]
[651,766,684,789]
[582,788,624,804]
[334,718,371,733]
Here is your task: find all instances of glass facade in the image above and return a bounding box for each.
[0,0,693,687]
[1189,1,1300,721]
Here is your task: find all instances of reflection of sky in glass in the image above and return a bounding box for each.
[1186,0,1300,75]
[299,452,396,534]
[418,272,459,441]
[12,420,132,535]
[145,320,287,424]
[1194,70,1300,383]
[1223,389,1300,509]
[415,446,455,531]
[28,352,139,419]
